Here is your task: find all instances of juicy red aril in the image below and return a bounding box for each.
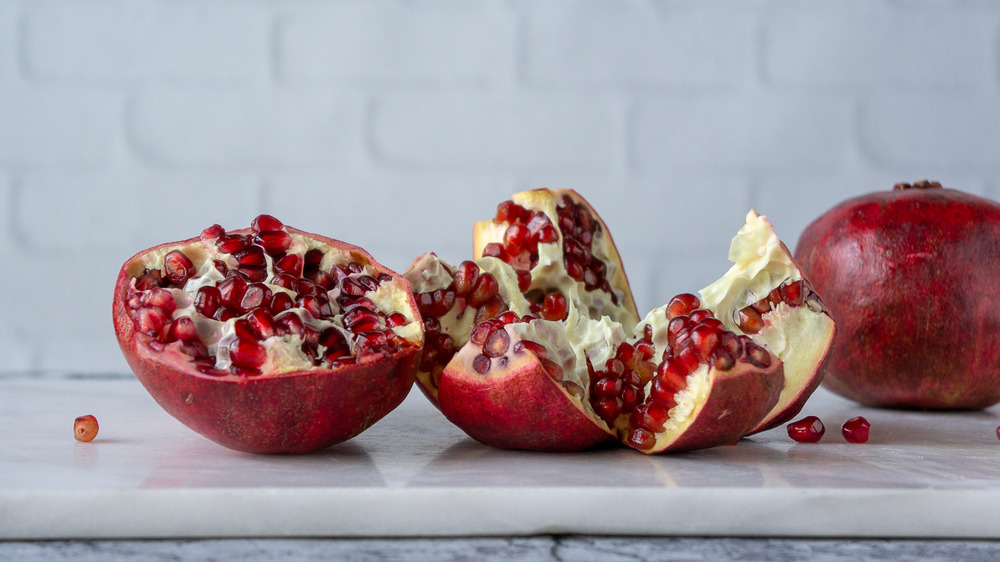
[193,286,222,317]
[170,317,200,342]
[239,265,268,283]
[787,416,825,443]
[213,305,239,321]
[537,225,558,243]
[216,235,249,254]
[144,288,176,314]
[469,322,495,346]
[269,291,294,314]
[503,224,532,255]
[240,283,272,311]
[275,311,305,337]
[690,324,720,360]
[517,271,531,292]
[234,245,266,268]
[275,254,303,276]
[246,308,276,340]
[340,277,369,297]
[592,396,621,424]
[631,403,670,433]
[738,307,764,334]
[229,338,266,368]
[497,311,521,325]
[251,214,283,234]
[134,307,169,336]
[473,354,491,374]
[163,250,196,286]
[482,243,505,260]
[841,416,870,443]
[74,415,99,442]
[483,329,511,358]
[201,224,225,241]
[592,376,623,398]
[453,261,480,297]
[466,274,499,308]
[541,292,568,321]
[627,427,656,450]
[744,342,771,368]
[219,276,248,306]
[666,293,701,318]
[255,231,292,255]
[385,312,407,327]
[134,270,163,291]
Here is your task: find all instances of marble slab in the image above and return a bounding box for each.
[3,374,1000,540]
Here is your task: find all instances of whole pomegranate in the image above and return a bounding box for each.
[406,189,835,453]
[795,181,1000,409]
[113,215,423,453]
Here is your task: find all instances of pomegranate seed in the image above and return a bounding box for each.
[541,292,568,322]
[255,230,292,254]
[240,265,268,283]
[676,344,700,374]
[482,242,506,260]
[495,200,523,223]
[744,342,772,368]
[143,288,176,314]
[787,416,825,443]
[631,403,670,433]
[163,250,196,286]
[712,349,735,370]
[230,365,262,378]
[233,319,257,341]
[246,308,276,340]
[213,305,239,322]
[299,295,332,319]
[592,396,621,424]
[134,270,164,291]
[467,274,499,308]
[690,324,720,360]
[604,358,625,376]
[453,261,480,297]
[74,415,99,442]
[738,307,764,334]
[469,322,495,346]
[592,376,623,398]
[240,283,272,312]
[780,280,804,306]
[251,214,283,233]
[649,377,678,408]
[133,306,169,336]
[275,311,305,337]
[635,341,654,361]
[841,416,870,443]
[218,276,248,306]
[483,329,511,358]
[655,359,688,394]
[234,245,266,268]
[340,277,369,297]
[319,327,347,349]
[172,317,199,341]
[627,427,656,450]
[665,293,701,319]
[201,224,225,241]
[620,385,642,413]
[688,309,711,324]
[513,339,548,358]
[497,311,521,325]
[229,338,266,368]
[274,254,303,277]
[269,291,294,314]
[564,257,584,280]
[473,354,491,374]
[537,224,558,243]
[384,312,407,328]
[517,271,532,292]
[216,234,249,254]
[303,249,324,273]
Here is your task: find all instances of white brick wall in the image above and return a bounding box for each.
[1,0,998,374]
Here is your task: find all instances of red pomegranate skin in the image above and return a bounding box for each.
[795,183,1000,409]
[113,227,421,454]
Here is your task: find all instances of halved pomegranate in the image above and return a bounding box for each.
[112,216,423,454]
[407,190,828,453]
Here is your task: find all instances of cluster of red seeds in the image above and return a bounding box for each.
[587,339,656,428]
[468,311,531,375]
[625,294,774,450]
[126,215,407,378]
[482,197,618,304]
[414,261,506,382]
[736,279,824,334]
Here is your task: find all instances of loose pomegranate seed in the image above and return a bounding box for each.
[627,427,656,450]
[251,214,283,233]
[163,250,196,286]
[74,414,99,442]
[841,416,870,443]
[787,416,825,443]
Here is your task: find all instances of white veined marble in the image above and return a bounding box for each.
[3,375,1000,540]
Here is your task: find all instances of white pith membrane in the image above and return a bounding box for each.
[696,210,835,430]
[125,230,422,376]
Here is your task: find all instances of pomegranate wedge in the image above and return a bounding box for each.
[113,215,423,453]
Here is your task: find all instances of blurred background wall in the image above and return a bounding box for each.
[1,0,998,374]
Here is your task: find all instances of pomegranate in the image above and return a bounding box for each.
[113,215,423,454]
[74,415,99,442]
[787,416,825,443]
[795,180,1000,409]
[406,189,832,453]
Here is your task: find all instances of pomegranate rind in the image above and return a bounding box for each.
[643,361,785,454]
[795,184,1000,409]
[698,210,835,434]
[472,188,639,328]
[113,227,422,454]
[437,325,616,452]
